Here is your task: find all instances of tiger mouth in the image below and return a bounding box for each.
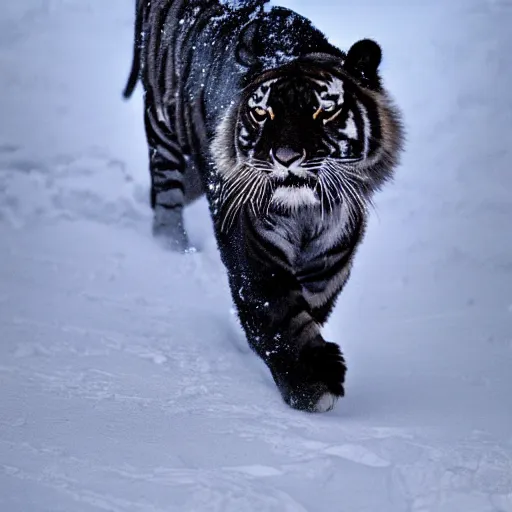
[277,173,317,189]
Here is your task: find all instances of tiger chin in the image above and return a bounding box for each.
[124,0,404,413]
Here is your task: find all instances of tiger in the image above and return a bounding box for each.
[123,0,404,412]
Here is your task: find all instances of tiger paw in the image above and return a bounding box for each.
[279,342,347,413]
[152,205,190,252]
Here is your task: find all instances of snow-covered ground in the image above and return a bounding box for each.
[1,0,511,510]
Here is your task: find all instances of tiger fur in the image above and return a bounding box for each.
[124,0,404,412]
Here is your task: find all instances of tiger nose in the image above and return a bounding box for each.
[273,147,304,167]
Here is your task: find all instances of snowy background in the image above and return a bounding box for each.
[1,0,512,510]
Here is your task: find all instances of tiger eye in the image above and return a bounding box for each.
[250,107,268,123]
[313,103,340,123]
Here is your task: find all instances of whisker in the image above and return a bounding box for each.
[316,176,325,221]
[300,164,322,171]
[334,170,367,225]
[331,173,353,223]
[250,159,273,169]
[345,175,376,217]
[256,177,270,215]
[321,168,339,215]
[339,169,370,182]
[248,176,265,218]
[341,178,365,223]
[329,157,362,164]
[220,164,270,232]
[324,163,362,225]
[265,180,276,217]
[221,169,252,203]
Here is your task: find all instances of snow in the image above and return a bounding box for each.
[1,0,512,510]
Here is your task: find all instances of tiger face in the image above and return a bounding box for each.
[239,72,373,208]
[213,39,403,230]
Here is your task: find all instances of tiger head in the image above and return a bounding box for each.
[212,39,404,230]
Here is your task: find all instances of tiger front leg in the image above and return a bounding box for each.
[233,266,347,413]
[144,107,189,252]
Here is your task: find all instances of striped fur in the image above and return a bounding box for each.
[124,0,404,412]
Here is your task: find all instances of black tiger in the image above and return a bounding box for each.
[123,0,404,412]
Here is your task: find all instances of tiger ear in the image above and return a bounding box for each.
[236,20,260,67]
[345,39,382,82]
